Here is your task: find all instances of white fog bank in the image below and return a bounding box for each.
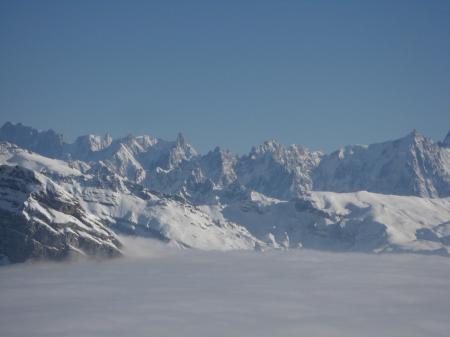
[1,248,450,337]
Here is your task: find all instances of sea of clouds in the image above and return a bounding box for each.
[1,238,450,337]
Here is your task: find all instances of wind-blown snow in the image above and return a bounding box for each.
[1,250,450,337]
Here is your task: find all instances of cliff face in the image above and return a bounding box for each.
[0,165,121,263]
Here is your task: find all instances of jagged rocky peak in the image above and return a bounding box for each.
[235,140,322,199]
[0,122,65,158]
[251,139,282,156]
[73,133,113,152]
[404,128,426,143]
[287,143,309,154]
[133,134,158,149]
[250,139,322,160]
[246,139,322,170]
[175,132,196,154]
[176,132,185,146]
[199,146,237,186]
[442,130,450,147]
[393,129,435,151]
[247,140,287,166]
[167,132,197,168]
[1,121,449,200]
[410,128,420,137]
[204,146,236,164]
[1,122,450,260]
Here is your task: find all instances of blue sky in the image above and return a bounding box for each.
[1,0,449,153]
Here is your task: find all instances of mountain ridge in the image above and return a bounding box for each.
[1,122,449,198]
[1,122,450,263]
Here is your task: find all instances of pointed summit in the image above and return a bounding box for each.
[442,130,450,147]
[176,132,185,147]
[73,133,112,152]
[401,128,425,145]
[104,133,112,145]
[251,139,282,155]
[262,139,281,148]
[408,128,424,140]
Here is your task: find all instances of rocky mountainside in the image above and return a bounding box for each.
[314,130,450,197]
[1,122,450,262]
[0,165,121,263]
[236,140,323,199]
[0,122,65,158]
[0,143,259,262]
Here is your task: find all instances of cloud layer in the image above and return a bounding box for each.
[1,249,450,337]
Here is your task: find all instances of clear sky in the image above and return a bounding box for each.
[1,0,449,154]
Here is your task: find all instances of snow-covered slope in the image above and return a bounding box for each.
[1,122,450,262]
[314,130,450,197]
[0,165,121,263]
[211,190,450,255]
[76,185,257,251]
[0,143,259,262]
[0,142,83,178]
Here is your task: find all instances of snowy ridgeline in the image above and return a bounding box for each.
[1,249,450,337]
[0,122,450,262]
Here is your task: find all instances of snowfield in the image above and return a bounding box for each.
[1,244,450,337]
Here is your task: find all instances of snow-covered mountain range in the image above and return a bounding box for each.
[1,122,450,263]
